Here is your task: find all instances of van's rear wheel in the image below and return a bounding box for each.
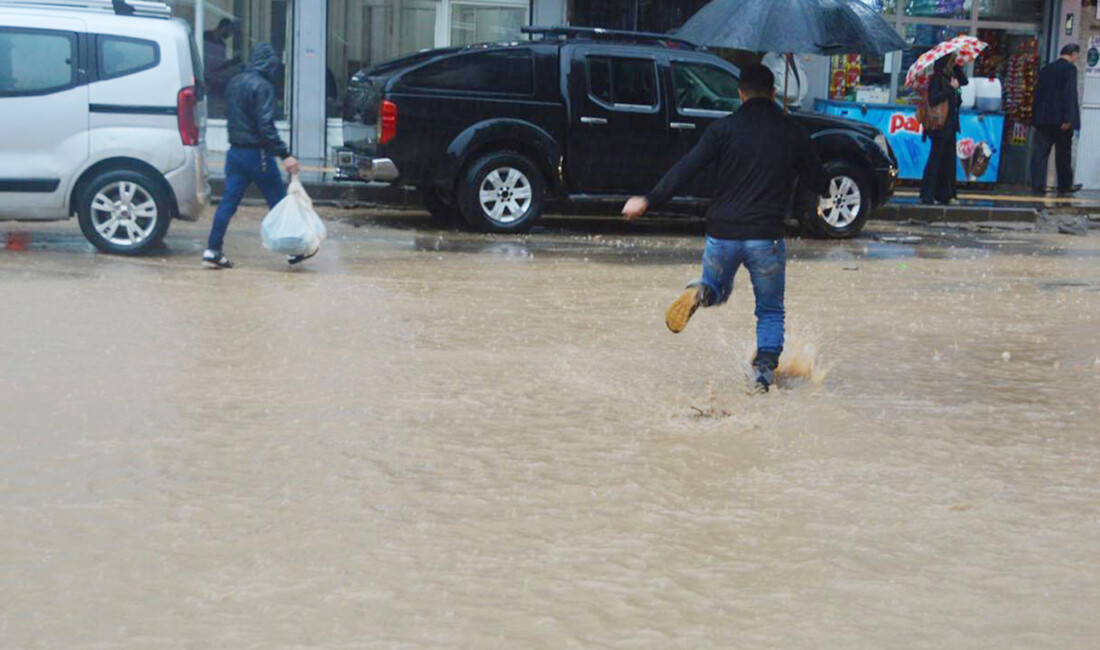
[77,169,171,255]
[800,161,871,239]
[459,152,544,233]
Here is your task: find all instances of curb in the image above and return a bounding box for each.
[874,203,1040,223]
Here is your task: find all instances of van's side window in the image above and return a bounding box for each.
[586,56,658,109]
[405,50,534,95]
[99,36,159,80]
[0,28,75,95]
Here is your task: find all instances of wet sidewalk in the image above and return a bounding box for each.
[878,186,1100,222]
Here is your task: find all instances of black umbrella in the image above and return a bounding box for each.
[674,0,906,56]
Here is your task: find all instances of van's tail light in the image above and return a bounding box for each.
[379,100,397,145]
[177,86,200,146]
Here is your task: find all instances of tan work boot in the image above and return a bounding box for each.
[665,286,703,333]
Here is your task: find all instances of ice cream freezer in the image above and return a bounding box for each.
[814,99,1006,183]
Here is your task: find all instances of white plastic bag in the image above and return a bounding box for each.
[261,175,327,257]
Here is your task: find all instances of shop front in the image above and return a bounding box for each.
[169,0,537,174]
[815,0,1052,187]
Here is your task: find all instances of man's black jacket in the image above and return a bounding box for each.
[1032,58,1080,130]
[225,43,291,159]
[645,98,829,241]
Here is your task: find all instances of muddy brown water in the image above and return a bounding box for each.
[2,209,1099,648]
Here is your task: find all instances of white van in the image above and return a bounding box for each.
[0,0,207,254]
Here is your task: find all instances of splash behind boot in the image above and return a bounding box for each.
[753,349,781,393]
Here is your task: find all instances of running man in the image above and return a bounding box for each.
[622,65,829,391]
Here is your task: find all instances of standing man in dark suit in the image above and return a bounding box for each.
[1030,44,1082,196]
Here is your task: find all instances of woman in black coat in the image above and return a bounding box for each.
[920,54,968,205]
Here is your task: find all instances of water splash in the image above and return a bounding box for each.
[774,339,829,388]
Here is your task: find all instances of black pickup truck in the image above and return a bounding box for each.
[337,27,898,238]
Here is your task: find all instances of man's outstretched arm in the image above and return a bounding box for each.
[623,123,721,220]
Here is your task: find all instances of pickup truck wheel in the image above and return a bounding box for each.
[420,185,460,227]
[801,161,871,239]
[77,169,172,255]
[459,152,544,233]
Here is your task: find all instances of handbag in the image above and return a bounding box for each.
[917,88,949,132]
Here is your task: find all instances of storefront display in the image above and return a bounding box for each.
[816,99,1004,182]
[822,0,1051,187]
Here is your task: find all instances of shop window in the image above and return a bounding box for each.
[828,54,891,103]
[979,0,1042,23]
[326,0,440,118]
[856,0,896,15]
[671,61,740,113]
[636,0,710,34]
[450,4,526,47]
[896,23,970,105]
[586,56,657,108]
[99,37,159,79]
[0,29,74,95]
[404,49,534,94]
[167,0,293,120]
[570,0,637,31]
[905,0,971,19]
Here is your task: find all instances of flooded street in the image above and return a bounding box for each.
[2,208,1099,648]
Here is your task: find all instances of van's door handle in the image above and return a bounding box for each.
[581,116,608,125]
[671,122,696,130]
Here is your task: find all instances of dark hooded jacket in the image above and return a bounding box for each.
[224,43,290,158]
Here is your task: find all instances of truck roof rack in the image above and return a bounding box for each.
[522,26,701,50]
[1,0,172,19]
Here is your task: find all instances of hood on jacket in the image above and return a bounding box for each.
[246,43,281,81]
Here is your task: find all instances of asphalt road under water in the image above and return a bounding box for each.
[2,209,1099,648]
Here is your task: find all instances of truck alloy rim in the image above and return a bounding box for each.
[818,175,861,228]
[479,167,532,225]
[90,182,158,246]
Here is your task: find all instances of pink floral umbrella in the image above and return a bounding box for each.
[904,35,988,89]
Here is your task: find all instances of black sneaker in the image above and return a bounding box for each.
[202,250,234,270]
[752,350,781,393]
[287,249,319,265]
[1057,184,1083,196]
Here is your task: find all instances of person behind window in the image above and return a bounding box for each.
[920,53,967,206]
[204,18,239,109]
[1030,43,1082,196]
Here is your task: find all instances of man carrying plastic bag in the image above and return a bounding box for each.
[202,43,301,270]
[262,175,326,264]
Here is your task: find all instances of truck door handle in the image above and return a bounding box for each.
[581,116,608,125]
[670,122,696,130]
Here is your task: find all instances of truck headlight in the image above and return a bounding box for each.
[873,134,892,160]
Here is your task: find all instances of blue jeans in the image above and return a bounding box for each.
[693,237,786,355]
[207,147,286,252]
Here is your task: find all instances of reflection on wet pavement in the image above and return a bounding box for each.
[2,208,1099,649]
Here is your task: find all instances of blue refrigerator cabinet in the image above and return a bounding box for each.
[814,99,1005,183]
